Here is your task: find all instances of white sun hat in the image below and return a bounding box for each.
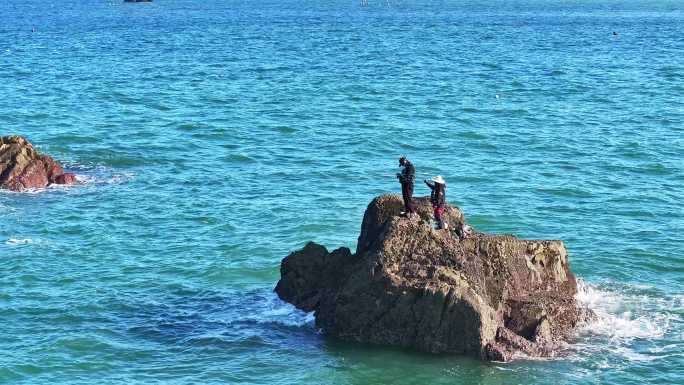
[432,175,446,185]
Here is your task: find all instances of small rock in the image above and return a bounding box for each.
[0,135,77,191]
[54,173,77,185]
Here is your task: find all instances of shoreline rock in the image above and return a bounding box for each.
[0,136,77,191]
[275,194,593,361]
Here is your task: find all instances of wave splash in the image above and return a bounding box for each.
[573,279,683,362]
[248,294,315,328]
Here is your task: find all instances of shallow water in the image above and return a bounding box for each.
[1,0,683,384]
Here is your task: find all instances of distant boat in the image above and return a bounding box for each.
[124,0,152,3]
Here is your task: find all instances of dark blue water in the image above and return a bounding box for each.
[1,1,683,384]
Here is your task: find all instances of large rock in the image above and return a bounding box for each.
[0,136,77,191]
[275,194,592,361]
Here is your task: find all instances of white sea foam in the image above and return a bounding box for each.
[46,181,77,190]
[0,167,133,195]
[0,183,70,195]
[6,238,33,245]
[576,280,676,341]
[0,187,44,195]
[571,279,682,362]
[259,295,315,327]
[74,170,135,186]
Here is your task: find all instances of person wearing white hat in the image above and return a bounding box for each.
[424,175,448,229]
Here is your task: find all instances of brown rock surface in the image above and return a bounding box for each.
[0,136,77,191]
[275,194,592,361]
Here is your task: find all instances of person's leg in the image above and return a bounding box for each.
[435,207,445,229]
[401,183,411,213]
[406,183,415,213]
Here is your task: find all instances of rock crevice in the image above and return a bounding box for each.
[275,194,591,361]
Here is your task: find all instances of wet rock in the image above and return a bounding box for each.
[0,136,77,191]
[275,194,592,361]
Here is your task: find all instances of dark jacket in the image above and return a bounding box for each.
[424,180,446,208]
[398,161,415,185]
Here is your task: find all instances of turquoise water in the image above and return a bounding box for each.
[1,0,683,383]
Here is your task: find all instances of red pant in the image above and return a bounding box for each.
[433,206,444,220]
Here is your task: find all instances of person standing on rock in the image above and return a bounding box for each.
[425,175,447,229]
[396,156,416,216]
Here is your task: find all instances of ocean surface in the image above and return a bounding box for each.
[1,0,683,384]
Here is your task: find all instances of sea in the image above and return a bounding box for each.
[1,0,682,384]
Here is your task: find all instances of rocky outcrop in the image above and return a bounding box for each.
[275,194,592,361]
[0,136,77,191]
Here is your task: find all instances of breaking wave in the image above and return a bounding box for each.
[572,279,683,362]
